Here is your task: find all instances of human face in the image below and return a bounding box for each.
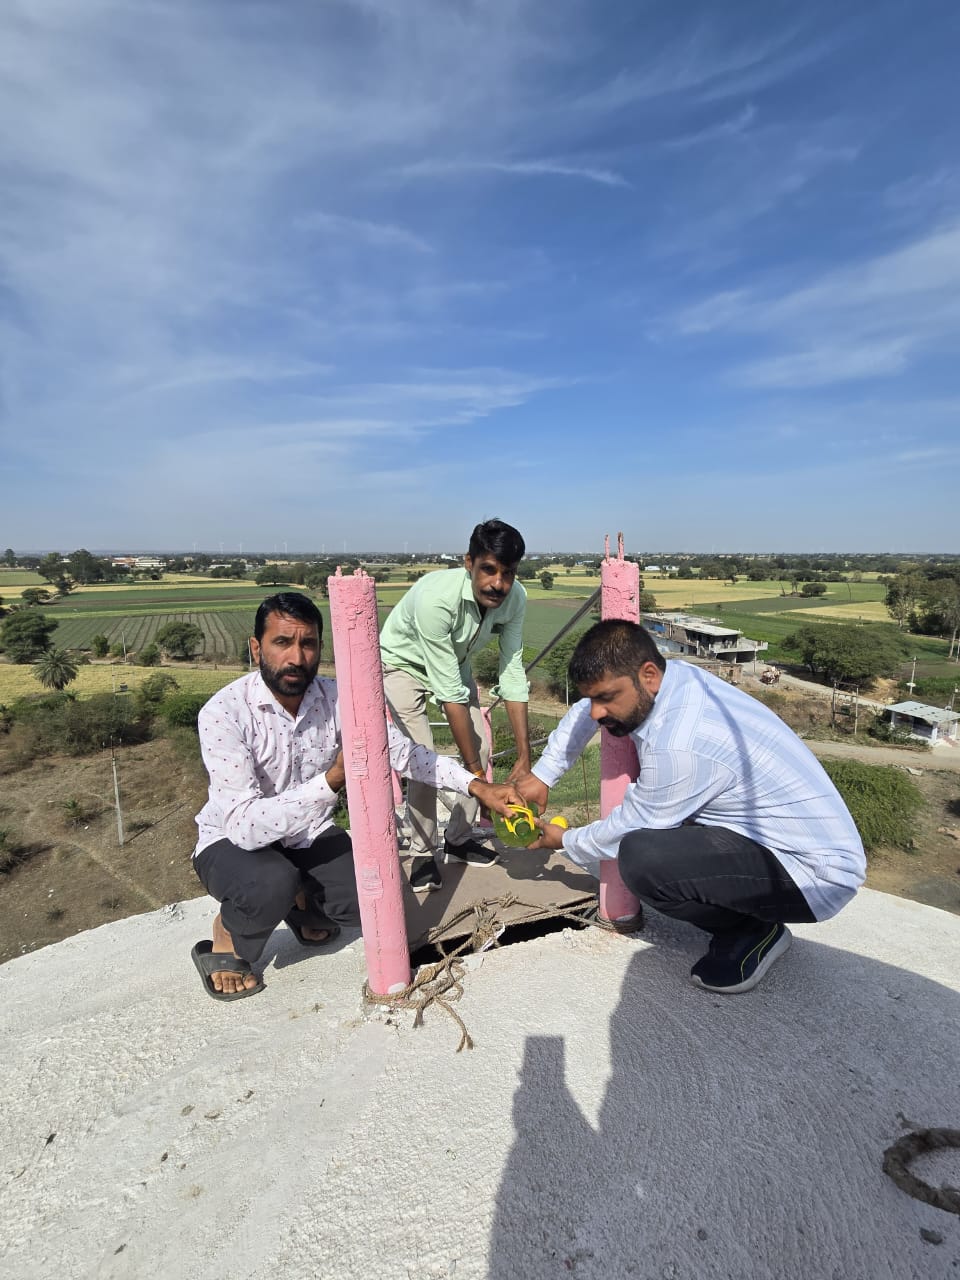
[465,553,516,610]
[250,612,321,704]
[579,666,661,737]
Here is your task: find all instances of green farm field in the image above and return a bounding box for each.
[0,662,242,705]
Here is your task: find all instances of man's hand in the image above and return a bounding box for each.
[467,779,524,818]
[325,750,346,792]
[506,756,532,785]
[527,817,568,852]
[512,771,549,814]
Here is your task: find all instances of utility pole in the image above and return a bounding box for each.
[906,656,917,696]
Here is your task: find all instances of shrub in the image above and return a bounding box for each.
[91,634,110,658]
[820,759,923,851]
[134,671,180,714]
[138,643,162,667]
[471,645,501,686]
[158,692,208,728]
[63,796,103,826]
[60,693,151,754]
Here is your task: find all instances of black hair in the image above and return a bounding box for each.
[568,620,666,688]
[254,592,324,642]
[467,518,525,567]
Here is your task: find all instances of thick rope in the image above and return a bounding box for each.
[362,893,601,1051]
[882,1128,960,1214]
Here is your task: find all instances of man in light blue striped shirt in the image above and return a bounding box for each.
[518,621,865,994]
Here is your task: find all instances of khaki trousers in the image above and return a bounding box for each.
[382,666,490,857]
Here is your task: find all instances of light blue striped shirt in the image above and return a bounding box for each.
[532,659,866,921]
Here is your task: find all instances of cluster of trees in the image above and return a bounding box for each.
[783,623,911,686]
[882,568,960,654]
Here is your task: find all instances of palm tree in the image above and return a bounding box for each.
[32,648,79,692]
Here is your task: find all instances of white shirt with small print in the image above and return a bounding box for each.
[194,671,477,855]
[532,659,866,921]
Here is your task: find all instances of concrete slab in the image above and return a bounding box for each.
[2,887,959,1279]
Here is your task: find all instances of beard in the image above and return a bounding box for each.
[597,681,655,737]
[259,654,319,700]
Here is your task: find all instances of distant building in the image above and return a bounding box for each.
[885,701,960,745]
[133,556,166,570]
[646,613,768,664]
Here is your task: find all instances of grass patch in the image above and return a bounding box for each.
[820,759,924,851]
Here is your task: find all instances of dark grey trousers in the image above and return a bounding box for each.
[194,827,361,963]
[618,824,817,936]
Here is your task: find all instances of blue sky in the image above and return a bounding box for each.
[1,0,958,554]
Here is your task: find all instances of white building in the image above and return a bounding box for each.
[886,701,960,744]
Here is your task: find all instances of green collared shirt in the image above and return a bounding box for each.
[380,568,528,705]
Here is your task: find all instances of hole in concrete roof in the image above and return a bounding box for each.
[409,912,590,969]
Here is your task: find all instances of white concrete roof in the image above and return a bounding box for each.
[888,701,960,726]
[3,888,959,1278]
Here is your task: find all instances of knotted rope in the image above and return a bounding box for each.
[362,892,601,1052]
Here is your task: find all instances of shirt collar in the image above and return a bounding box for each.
[249,668,322,719]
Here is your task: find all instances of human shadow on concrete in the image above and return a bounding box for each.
[488,915,960,1280]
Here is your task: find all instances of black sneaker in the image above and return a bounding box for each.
[443,835,498,867]
[409,856,442,894]
[690,923,792,994]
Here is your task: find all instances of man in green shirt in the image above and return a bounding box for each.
[380,519,530,893]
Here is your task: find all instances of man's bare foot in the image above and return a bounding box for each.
[293,891,336,944]
[211,913,260,995]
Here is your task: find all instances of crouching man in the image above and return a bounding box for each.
[516,620,866,994]
[191,592,523,1001]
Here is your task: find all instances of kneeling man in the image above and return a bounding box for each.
[192,592,522,1000]
[517,621,865,994]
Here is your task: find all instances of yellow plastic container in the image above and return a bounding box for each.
[493,803,570,848]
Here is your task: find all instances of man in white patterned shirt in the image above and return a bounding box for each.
[191,592,522,1000]
[517,620,865,994]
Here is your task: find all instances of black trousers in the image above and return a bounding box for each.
[194,827,361,963]
[618,824,817,936]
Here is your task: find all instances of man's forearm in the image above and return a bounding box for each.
[504,699,531,769]
[443,701,484,774]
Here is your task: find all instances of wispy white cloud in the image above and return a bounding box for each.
[670,218,960,386]
[662,104,757,150]
[295,212,433,254]
[400,157,630,189]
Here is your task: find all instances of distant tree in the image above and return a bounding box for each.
[800,581,827,597]
[255,565,287,587]
[91,633,110,658]
[677,563,695,579]
[37,552,66,585]
[67,548,109,584]
[2,548,16,567]
[155,621,204,660]
[784,624,908,686]
[885,571,926,629]
[20,587,52,608]
[0,611,59,662]
[516,560,537,581]
[32,648,80,692]
[137,642,162,666]
[539,571,555,591]
[638,590,658,612]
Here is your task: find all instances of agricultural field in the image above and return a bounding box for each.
[0,661,245,705]
[0,570,46,589]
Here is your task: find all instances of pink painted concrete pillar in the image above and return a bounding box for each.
[599,533,645,930]
[328,568,411,994]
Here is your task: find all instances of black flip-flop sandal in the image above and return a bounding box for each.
[283,912,342,949]
[191,940,264,1001]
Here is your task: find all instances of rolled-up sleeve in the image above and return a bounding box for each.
[561,749,737,868]
[198,708,338,849]
[531,699,599,785]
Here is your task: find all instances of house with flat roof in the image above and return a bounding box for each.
[645,613,768,664]
[885,700,960,744]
